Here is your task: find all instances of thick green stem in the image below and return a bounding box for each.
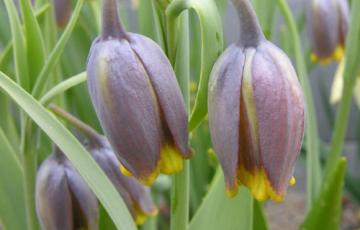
[276,0,321,209]
[324,1,360,181]
[166,6,190,230]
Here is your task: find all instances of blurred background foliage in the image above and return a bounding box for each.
[0,0,359,229]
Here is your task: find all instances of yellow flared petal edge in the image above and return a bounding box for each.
[120,145,185,185]
[134,206,158,225]
[226,166,296,202]
[311,45,345,65]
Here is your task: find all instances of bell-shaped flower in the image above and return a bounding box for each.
[36,148,99,230]
[86,0,191,185]
[49,104,158,225]
[208,0,305,202]
[307,0,350,64]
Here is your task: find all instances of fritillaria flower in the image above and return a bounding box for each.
[86,0,191,185]
[307,0,350,64]
[208,0,305,202]
[50,105,158,225]
[36,148,99,230]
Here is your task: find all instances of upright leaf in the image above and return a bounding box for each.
[300,158,347,230]
[189,170,253,230]
[18,0,46,88]
[3,0,29,89]
[0,128,26,230]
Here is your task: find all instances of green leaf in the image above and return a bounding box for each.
[3,0,29,90]
[166,0,223,131]
[253,200,268,230]
[18,0,46,88]
[189,169,253,230]
[0,71,136,230]
[39,72,86,105]
[0,128,26,230]
[300,158,347,230]
[31,0,85,99]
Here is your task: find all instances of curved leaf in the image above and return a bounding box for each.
[0,71,136,230]
[167,0,223,131]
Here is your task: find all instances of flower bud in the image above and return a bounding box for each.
[35,148,99,230]
[86,137,158,225]
[307,0,350,64]
[208,0,305,202]
[53,0,72,28]
[86,0,191,185]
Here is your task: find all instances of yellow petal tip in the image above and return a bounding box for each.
[290,176,296,187]
[158,145,184,175]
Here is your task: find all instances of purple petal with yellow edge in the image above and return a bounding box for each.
[36,154,73,230]
[129,33,191,158]
[90,139,157,225]
[64,161,99,230]
[251,42,304,197]
[87,39,161,185]
[307,0,339,60]
[208,45,245,196]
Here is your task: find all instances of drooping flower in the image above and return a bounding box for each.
[86,0,191,185]
[208,0,305,202]
[36,148,99,230]
[307,0,350,64]
[49,104,158,225]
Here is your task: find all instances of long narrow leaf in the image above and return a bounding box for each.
[0,128,26,230]
[0,71,136,230]
[3,0,29,89]
[301,158,347,230]
[18,0,45,88]
[31,0,85,99]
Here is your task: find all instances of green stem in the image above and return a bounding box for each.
[324,1,360,181]
[166,6,190,230]
[276,0,321,209]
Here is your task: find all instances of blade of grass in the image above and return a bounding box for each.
[39,71,86,105]
[3,0,29,90]
[0,71,136,230]
[31,0,85,99]
[18,0,46,88]
[0,128,26,230]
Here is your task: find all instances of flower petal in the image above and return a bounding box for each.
[208,45,244,195]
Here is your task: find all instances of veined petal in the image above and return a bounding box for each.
[129,34,191,158]
[252,42,304,197]
[208,45,244,195]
